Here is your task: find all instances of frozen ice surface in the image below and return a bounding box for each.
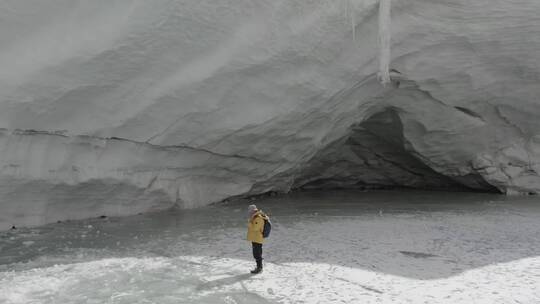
[1,190,540,303]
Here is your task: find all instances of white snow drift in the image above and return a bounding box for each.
[1,0,540,228]
[2,192,540,303]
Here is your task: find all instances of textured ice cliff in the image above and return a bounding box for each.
[1,0,540,229]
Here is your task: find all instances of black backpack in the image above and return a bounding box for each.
[262,214,272,238]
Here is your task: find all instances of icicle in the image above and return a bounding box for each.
[350,0,356,42]
[345,0,356,42]
[378,0,391,85]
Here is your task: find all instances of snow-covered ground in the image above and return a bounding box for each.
[1,190,540,303]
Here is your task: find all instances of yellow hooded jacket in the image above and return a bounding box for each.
[247,211,266,244]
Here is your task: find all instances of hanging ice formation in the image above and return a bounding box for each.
[378,0,392,85]
[349,0,356,41]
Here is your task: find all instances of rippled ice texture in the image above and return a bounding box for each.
[1,190,540,303]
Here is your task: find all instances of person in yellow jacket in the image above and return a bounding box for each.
[247,204,266,274]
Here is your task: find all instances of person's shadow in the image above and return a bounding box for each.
[196,273,254,291]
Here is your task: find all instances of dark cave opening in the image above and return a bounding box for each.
[292,108,501,194]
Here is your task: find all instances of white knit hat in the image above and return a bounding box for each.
[248,204,258,217]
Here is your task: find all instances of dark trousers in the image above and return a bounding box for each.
[252,242,263,268]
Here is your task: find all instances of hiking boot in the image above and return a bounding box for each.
[250,259,263,274]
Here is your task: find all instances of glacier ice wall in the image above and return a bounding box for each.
[1,0,540,229]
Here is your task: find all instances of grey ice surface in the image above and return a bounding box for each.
[1,190,540,303]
